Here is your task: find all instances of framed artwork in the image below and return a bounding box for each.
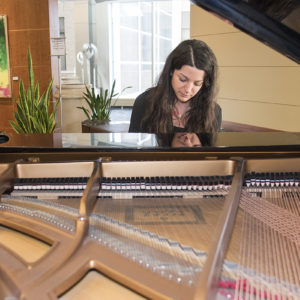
[0,15,11,98]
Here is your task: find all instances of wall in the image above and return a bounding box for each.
[0,0,58,133]
[190,5,300,131]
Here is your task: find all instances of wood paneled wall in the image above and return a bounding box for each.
[0,0,58,133]
[191,5,300,132]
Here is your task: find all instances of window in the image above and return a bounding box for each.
[109,0,190,98]
[57,0,190,101]
[59,17,67,71]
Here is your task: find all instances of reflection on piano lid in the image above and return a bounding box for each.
[156,132,215,148]
[192,0,300,63]
[62,132,300,149]
[1,133,300,156]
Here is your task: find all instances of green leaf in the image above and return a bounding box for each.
[15,109,26,130]
[28,49,35,98]
[109,79,116,100]
[31,116,44,133]
[77,106,91,120]
[34,82,40,104]
[78,80,131,121]
[9,120,22,133]
[10,49,58,134]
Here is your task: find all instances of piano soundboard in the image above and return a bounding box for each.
[0,158,299,299]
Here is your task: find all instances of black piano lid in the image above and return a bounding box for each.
[192,0,300,64]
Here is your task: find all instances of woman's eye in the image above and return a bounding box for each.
[179,78,186,82]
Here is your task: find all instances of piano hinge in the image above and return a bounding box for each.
[98,156,112,162]
[204,156,219,160]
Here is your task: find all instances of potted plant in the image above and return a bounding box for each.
[78,80,130,132]
[9,49,59,133]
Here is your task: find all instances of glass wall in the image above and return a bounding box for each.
[58,0,190,102]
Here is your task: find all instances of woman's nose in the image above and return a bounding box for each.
[184,82,193,93]
[183,135,193,146]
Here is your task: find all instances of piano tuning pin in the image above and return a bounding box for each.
[27,156,40,163]
[188,280,193,286]
[176,277,182,284]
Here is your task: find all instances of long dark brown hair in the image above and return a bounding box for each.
[141,39,219,133]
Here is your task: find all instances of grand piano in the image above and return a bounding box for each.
[0,1,300,299]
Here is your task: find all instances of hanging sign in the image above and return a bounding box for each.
[50,37,66,56]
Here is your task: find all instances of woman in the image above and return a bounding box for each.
[129,39,221,133]
[156,132,215,148]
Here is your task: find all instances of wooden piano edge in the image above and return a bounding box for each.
[0,147,300,164]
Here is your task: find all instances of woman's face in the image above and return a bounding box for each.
[171,65,205,102]
[171,133,202,148]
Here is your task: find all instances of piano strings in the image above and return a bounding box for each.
[220,172,300,299]
[1,168,299,299]
[4,174,234,290]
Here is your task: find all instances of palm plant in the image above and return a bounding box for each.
[9,49,58,133]
[77,80,129,121]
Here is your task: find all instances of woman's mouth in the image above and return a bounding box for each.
[179,92,189,98]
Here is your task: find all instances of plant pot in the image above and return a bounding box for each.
[81,119,129,133]
[81,120,110,133]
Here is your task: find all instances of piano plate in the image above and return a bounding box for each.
[0,158,299,299]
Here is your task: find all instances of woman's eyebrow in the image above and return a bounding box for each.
[178,73,203,83]
[178,73,188,79]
